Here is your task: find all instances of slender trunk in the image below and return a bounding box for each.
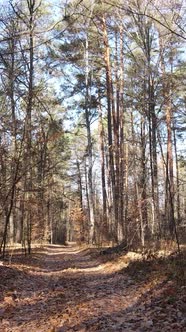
[173,127,181,224]
[166,93,175,234]
[114,30,120,240]
[119,25,125,241]
[140,117,148,232]
[124,142,129,241]
[159,35,175,236]
[76,160,83,210]
[9,32,17,244]
[101,14,117,242]
[24,0,35,254]
[85,34,95,244]
[84,161,90,242]
[147,55,158,235]
[157,130,180,250]
[98,93,107,224]
[136,183,145,247]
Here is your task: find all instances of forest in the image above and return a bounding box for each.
[0,1,186,331]
[0,0,186,254]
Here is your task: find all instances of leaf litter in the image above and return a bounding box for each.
[0,244,185,331]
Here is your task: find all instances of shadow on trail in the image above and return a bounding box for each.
[1,245,185,331]
[8,245,102,274]
[3,265,181,331]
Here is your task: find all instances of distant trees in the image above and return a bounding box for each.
[0,0,185,255]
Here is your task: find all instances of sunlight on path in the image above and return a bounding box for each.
[0,244,184,332]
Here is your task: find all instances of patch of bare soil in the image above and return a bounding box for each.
[0,244,185,331]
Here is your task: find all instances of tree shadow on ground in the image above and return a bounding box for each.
[0,264,169,330]
[57,267,185,332]
[119,249,186,285]
[5,247,104,273]
[1,245,185,331]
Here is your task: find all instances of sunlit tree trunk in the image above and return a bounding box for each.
[23,0,35,254]
[159,36,175,236]
[101,13,117,242]
[76,160,83,211]
[98,94,107,223]
[84,33,95,244]
[119,25,125,241]
[145,30,159,236]
[173,127,181,224]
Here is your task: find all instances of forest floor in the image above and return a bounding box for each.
[0,243,186,332]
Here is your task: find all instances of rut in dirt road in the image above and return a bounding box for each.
[0,245,185,332]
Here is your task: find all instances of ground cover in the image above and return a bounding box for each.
[0,244,185,331]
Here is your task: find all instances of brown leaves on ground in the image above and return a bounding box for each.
[0,244,185,332]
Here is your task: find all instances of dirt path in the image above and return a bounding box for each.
[0,244,185,331]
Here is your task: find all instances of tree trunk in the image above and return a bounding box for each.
[84,33,95,244]
[101,13,117,242]
[98,92,108,240]
[159,35,175,236]
[24,0,35,254]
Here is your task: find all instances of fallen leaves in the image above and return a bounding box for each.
[0,245,185,331]
[3,296,16,307]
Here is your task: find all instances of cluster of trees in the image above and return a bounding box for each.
[0,0,186,255]
[0,0,69,256]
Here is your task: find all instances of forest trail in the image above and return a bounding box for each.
[0,244,185,332]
